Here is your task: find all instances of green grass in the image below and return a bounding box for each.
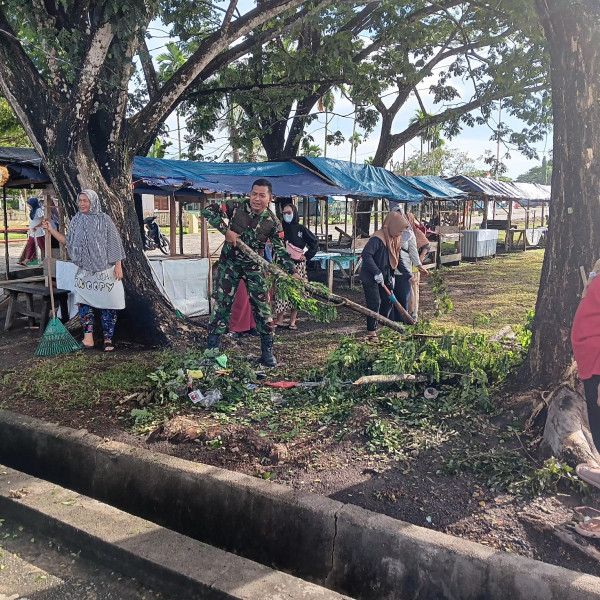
[2,352,159,409]
[428,249,543,336]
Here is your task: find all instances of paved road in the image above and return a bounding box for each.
[0,514,163,600]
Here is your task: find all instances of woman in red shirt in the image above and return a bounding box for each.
[572,259,600,497]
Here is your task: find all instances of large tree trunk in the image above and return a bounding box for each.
[45,140,193,347]
[520,0,600,388]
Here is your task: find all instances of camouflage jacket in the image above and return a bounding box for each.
[202,199,297,274]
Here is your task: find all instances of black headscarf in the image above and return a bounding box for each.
[281,202,319,261]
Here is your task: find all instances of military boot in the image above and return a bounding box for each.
[260,333,277,367]
[206,333,221,351]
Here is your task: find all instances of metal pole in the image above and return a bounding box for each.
[495,99,502,181]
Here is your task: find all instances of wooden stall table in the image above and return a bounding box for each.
[309,251,341,291]
[332,247,364,288]
[505,228,526,251]
[2,281,70,333]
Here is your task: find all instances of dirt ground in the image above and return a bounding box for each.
[2,261,600,580]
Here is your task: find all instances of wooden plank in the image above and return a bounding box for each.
[440,253,461,264]
[0,276,46,286]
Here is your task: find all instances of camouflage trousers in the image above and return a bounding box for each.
[208,256,273,335]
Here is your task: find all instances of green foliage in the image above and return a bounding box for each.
[443,453,586,498]
[325,322,525,390]
[0,98,30,147]
[516,158,553,184]
[429,270,453,316]
[275,277,337,323]
[404,147,477,177]
[515,310,534,349]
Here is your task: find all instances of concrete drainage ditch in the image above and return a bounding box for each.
[0,409,598,600]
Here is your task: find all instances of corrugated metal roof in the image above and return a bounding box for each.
[446,175,550,204]
[398,175,466,199]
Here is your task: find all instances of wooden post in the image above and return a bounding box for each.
[178,199,184,255]
[2,186,9,279]
[200,197,209,258]
[169,194,176,257]
[57,197,67,261]
[525,199,530,231]
[344,196,348,232]
[374,197,379,231]
[506,197,513,250]
[541,202,546,228]
[44,194,51,287]
[324,197,329,252]
[482,197,489,229]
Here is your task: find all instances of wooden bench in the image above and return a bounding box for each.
[3,282,70,333]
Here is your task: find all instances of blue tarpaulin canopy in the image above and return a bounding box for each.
[133,156,352,197]
[297,157,423,202]
[398,175,466,199]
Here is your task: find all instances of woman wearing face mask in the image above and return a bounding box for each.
[392,210,430,323]
[273,202,319,330]
[359,211,409,339]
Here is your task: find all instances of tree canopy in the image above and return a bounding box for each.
[180,0,551,167]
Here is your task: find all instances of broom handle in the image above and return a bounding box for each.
[380,282,415,325]
[44,200,56,319]
[233,236,405,334]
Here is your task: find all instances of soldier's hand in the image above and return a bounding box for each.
[225,229,239,246]
[292,272,301,280]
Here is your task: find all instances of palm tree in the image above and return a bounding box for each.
[319,89,336,158]
[157,43,188,159]
[219,97,245,162]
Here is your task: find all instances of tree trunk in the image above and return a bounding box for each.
[520,0,600,387]
[355,199,373,238]
[45,140,195,347]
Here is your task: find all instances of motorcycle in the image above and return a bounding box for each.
[143,215,170,255]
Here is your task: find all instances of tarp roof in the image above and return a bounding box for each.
[446,175,551,204]
[132,156,352,197]
[2,148,426,199]
[297,157,424,202]
[397,175,466,199]
[0,147,49,188]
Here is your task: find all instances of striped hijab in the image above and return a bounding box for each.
[66,189,125,273]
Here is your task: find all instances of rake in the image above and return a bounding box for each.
[34,202,81,357]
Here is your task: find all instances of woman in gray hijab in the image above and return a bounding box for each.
[43,189,125,351]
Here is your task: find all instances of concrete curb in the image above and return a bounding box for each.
[0,465,351,600]
[1,409,599,600]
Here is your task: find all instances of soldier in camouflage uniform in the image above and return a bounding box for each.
[202,178,299,366]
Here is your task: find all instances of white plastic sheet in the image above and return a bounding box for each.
[56,257,211,319]
[149,257,210,317]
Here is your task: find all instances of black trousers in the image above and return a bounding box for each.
[584,375,600,452]
[362,280,391,332]
[392,272,412,323]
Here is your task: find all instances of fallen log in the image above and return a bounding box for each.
[234,238,405,334]
[353,374,428,386]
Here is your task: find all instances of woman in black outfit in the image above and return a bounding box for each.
[273,202,319,329]
[359,211,410,339]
